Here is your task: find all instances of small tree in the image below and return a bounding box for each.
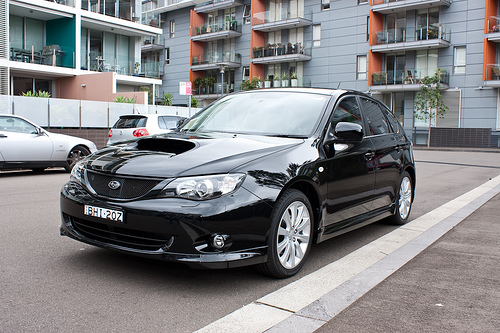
[161,92,173,106]
[189,96,199,108]
[414,68,449,147]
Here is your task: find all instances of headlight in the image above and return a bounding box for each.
[158,174,246,200]
[70,160,85,184]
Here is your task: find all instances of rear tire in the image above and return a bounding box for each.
[388,171,413,225]
[65,146,91,172]
[256,189,313,278]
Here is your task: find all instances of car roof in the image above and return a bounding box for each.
[233,87,370,100]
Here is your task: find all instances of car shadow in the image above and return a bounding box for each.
[0,167,68,177]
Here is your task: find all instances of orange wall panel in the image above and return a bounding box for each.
[369,10,384,46]
[483,39,496,80]
[251,0,266,25]
[368,51,383,86]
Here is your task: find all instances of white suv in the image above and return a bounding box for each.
[107,114,187,145]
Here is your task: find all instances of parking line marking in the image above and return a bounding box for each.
[194,175,500,333]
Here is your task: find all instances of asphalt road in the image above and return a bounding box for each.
[1,149,499,332]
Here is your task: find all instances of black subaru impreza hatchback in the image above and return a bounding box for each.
[60,88,415,278]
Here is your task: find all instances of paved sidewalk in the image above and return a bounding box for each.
[316,193,500,332]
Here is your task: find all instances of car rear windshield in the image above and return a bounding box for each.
[113,116,147,129]
[181,91,329,137]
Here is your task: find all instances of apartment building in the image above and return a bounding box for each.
[141,0,500,147]
[1,0,163,103]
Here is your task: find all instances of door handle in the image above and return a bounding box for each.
[0,134,7,138]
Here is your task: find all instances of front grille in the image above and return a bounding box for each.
[86,171,161,199]
[68,214,174,251]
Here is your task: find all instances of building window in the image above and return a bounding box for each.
[366,16,370,42]
[358,0,368,4]
[165,47,170,65]
[243,5,251,24]
[454,46,466,74]
[243,67,250,81]
[170,20,175,38]
[357,55,367,80]
[321,0,330,11]
[313,25,321,47]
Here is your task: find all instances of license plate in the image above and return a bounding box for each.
[84,205,124,223]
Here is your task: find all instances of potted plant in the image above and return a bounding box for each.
[204,76,216,93]
[290,72,298,87]
[253,76,263,89]
[273,74,281,87]
[281,73,289,87]
[253,46,263,58]
[264,75,272,88]
[134,62,141,76]
[372,72,387,85]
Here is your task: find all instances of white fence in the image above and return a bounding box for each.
[0,95,201,128]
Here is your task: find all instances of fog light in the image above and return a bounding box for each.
[211,234,229,250]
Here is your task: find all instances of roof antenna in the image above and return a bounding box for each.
[337,82,341,89]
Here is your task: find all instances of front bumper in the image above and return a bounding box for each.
[60,181,272,269]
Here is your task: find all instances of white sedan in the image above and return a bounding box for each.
[0,114,97,172]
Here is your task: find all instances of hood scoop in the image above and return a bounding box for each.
[134,137,196,154]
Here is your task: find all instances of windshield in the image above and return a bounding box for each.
[181,91,330,137]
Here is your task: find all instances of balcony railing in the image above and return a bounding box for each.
[373,25,450,45]
[192,20,241,37]
[252,7,312,25]
[46,0,75,6]
[10,45,68,68]
[191,52,241,67]
[485,64,500,81]
[253,43,310,58]
[142,12,161,28]
[81,0,136,22]
[371,69,449,86]
[487,16,500,34]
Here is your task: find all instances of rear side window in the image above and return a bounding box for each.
[158,116,181,130]
[360,97,390,136]
[113,116,147,129]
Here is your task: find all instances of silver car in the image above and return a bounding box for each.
[0,115,97,172]
[107,114,188,145]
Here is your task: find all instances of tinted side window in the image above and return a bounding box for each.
[360,97,390,135]
[330,96,363,131]
[384,107,402,134]
[158,116,181,130]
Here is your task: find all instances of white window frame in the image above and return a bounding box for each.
[357,55,367,80]
[170,20,175,38]
[321,0,330,11]
[313,24,321,47]
[454,46,466,74]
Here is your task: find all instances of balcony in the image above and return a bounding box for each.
[142,60,164,79]
[10,45,68,68]
[251,43,311,64]
[45,0,75,6]
[142,35,165,52]
[371,0,452,14]
[191,21,242,42]
[486,16,500,42]
[143,0,207,14]
[370,68,449,91]
[194,0,244,13]
[484,64,500,87]
[142,12,161,28]
[81,0,136,22]
[371,25,450,53]
[191,52,242,71]
[252,8,312,32]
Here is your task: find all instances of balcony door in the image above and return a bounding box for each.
[386,12,406,43]
[386,54,405,84]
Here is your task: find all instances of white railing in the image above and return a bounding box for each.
[0,95,199,128]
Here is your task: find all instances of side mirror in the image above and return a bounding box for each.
[325,122,363,145]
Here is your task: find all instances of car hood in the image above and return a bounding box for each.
[84,132,303,178]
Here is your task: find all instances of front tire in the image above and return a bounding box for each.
[388,171,413,225]
[256,189,313,278]
[65,146,90,172]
